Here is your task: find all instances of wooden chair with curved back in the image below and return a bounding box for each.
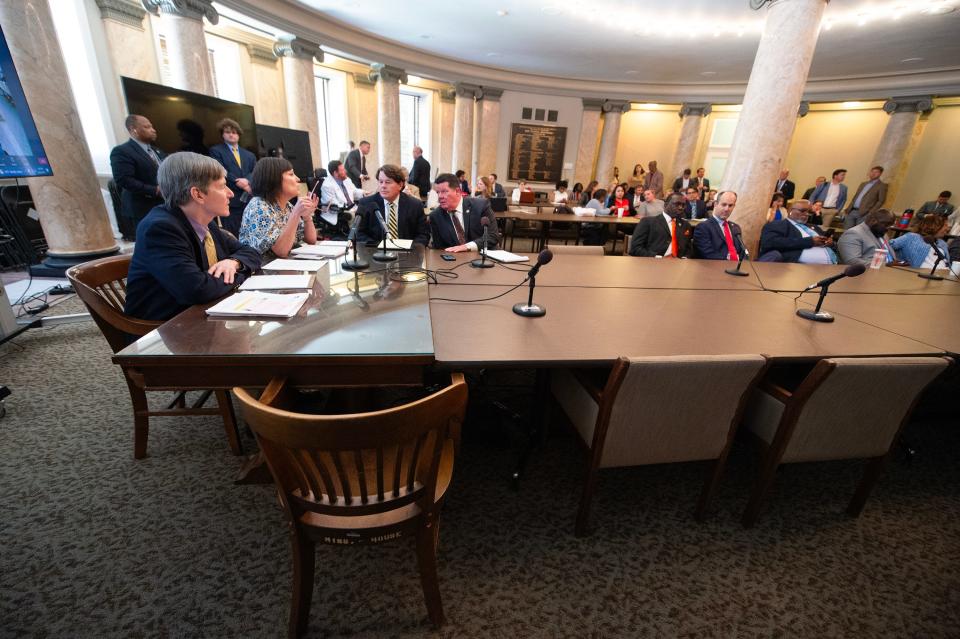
[67,254,242,459]
[233,373,468,637]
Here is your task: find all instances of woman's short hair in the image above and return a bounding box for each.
[918,213,947,237]
[157,152,225,208]
[251,157,294,202]
[216,118,243,136]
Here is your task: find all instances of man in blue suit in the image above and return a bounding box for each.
[208,118,257,237]
[124,152,261,323]
[693,191,743,260]
[109,114,166,238]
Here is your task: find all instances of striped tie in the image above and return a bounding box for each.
[387,201,399,239]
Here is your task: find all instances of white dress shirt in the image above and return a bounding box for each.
[823,183,841,208]
[788,219,835,264]
[446,198,478,251]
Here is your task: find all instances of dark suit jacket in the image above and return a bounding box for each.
[344,148,366,188]
[693,217,743,260]
[672,177,695,193]
[775,179,796,201]
[109,139,166,222]
[356,192,430,246]
[492,183,505,198]
[629,215,693,258]
[428,197,499,250]
[696,177,710,198]
[685,199,708,220]
[407,155,431,199]
[208,143,257,208]
[124,204,261,322]
[759,218,827,263]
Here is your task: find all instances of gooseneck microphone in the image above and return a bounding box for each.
[471,217,495,269]
[918,236,945,281]
[797,263,866,323]
[513,249,553,318]
[341,214,369,271]
[725,229,750,277]
[371,209,398,263]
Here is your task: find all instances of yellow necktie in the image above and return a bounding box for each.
[231,147,241,168]
[203,232,218,267]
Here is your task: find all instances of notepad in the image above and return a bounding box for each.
[206,291,309,317]
[484,250,529,263]
[238,275,313,290]
[379,238,414,250]
[262,259,328,272]
[291,244,348,258]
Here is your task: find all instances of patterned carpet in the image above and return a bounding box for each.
[1,297,958,638]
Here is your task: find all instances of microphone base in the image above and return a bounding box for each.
[513,302,546,318]
[918,273,944,281]
[796,308,834,323]
[371,251,398,262]
[724,268,749,277]
[470,258,495,269]
[341,259,370,271]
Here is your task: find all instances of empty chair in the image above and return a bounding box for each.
[741,356,951,527]
[547,244,604,256]
[551,354,767,536]
[67,254,242,459]
[233,373,468,637]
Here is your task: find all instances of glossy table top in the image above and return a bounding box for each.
[751,261,960,295]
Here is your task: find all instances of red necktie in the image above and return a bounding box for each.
[670,218,678,257]
[722,221,738,261]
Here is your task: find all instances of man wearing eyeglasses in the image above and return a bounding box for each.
[758,199,837,264]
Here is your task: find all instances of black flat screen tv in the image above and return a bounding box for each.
[0,25,53,178]
[256,124,314,180]
[121,77,258,157]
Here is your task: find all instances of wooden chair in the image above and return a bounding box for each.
[233,373,467,637]
[67,254,242,459]
[547,244,604,256]
[622,233,632,255]
[551,355,767,536]
[740,356,951,527]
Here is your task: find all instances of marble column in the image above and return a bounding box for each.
[720,0,828,251]
[142,0,217,95]
[275,36,323,170]
[0,0,118,273]
[671,103,712,181]
[436,87,456,175]
[369,64,406,167]
[451,83,479,180]
[573,98,604,185]
[594,100,630,185]
[872,96,933,207]
[476,87,503,180]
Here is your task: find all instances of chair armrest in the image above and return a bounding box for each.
[759,380,792,403]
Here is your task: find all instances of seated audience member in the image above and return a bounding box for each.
[914,191,955,225]
[810,168,848,228]
[704,189,718,214]
[635,189,665,218]
[759,199,837,264]
[208,118,256,237]
[554,180,569,204]
[765,192,787,222]
[355,164,430,246]
[455,170,470,195]
[580,180,599,207]
[571,182,584,204]
[489,173,506,198]
[581,188,611,246]
[890,214,952,269]
[802,176,826,201]
[429,173,499,252]
[124,152,261,323]
[672,168,694,194]
[320,159,364,211]
[239,158,318,258]
[837,209,896,267]
[807,200,824,226]
[629,194,693,258]
[608,184,635,217]
[474,176,492,198]
[684,188,707,219]
[511,180,533,203]
[632,185,646,209]
[693,191,742,260]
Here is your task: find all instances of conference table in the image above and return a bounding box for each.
[500,206,640,251]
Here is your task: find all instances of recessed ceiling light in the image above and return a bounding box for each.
[901,57,925,63]
[496,9,509,16]
[701,71,717,76]
[541,5,562,16]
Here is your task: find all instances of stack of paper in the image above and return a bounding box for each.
[291,244,348,258]
[484,250,530,263]
[238,275,313,290]
[262,259,328,271]
[206,291,309,317]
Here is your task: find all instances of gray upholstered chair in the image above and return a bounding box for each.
[547,244,604,256]
[740,356,951,527]
[551,354,768,536]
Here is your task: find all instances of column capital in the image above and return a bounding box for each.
[797,101,810,117]
[581,98,605,111]
[352,71,376,86]
[96,0,147,28]
[679,102,712,118]
[246,43,277,65]
[478,87,503,101]
[602,100,631,114]
[454,82,481,99]
[273,36,323,63]
[368,63,407,84]
[438,85,457,102]
[883,95,934,114]
[141,0,218,23]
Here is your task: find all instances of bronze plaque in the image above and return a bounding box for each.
[508,123,567,183]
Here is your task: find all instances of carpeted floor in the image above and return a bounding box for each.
[1,297,958,638]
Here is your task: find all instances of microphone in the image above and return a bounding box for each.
[341,214,369,271]
[918,235,945,281]
[513,249,553,318]
[801,264,866,292]
[470,217,494,269]
[796,264,866,323]
[371,208,397,263]
[725,229,749,277]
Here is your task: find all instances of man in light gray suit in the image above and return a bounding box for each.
[837,209,896,267]
[843,166,888,229]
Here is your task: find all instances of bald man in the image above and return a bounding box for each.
[407,145,431,200]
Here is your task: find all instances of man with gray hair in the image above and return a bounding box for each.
[124,152,261,323]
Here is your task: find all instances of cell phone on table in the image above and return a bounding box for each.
[441,254,456,262]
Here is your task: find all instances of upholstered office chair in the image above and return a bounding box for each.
[548,244,604,256]
[233,373,467,637]
[67,255,243,459]
[552,354,767,536]
[740,356,951,527]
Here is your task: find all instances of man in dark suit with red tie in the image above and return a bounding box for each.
[629,194,694,258]
[693,191,744,260]
[428,173,499,252]
[109,114,166,237]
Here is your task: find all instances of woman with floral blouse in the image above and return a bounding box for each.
[239,158,318,258]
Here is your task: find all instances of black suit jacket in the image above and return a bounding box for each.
[407,156,431,199]
[109,139,166,222]
[672,177,695,193]
[759,218,827,263]
[629,215,694,258]
[684,199,708,220]
[124,204,261,322]
[356,192,430,246]
[208,143,257,208]
[428,197,499,250]
[775,179,796,201]
[693,217,743,260]
[344,148,366,188]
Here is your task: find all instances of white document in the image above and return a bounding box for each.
[381,238,414,251]
[484,250,530,263]
[291,244,348,257]
[572,207,596,217]
[238,275,313,290]
[206,291,309,317]
[262,259,328,272]
[319,240,351,247]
